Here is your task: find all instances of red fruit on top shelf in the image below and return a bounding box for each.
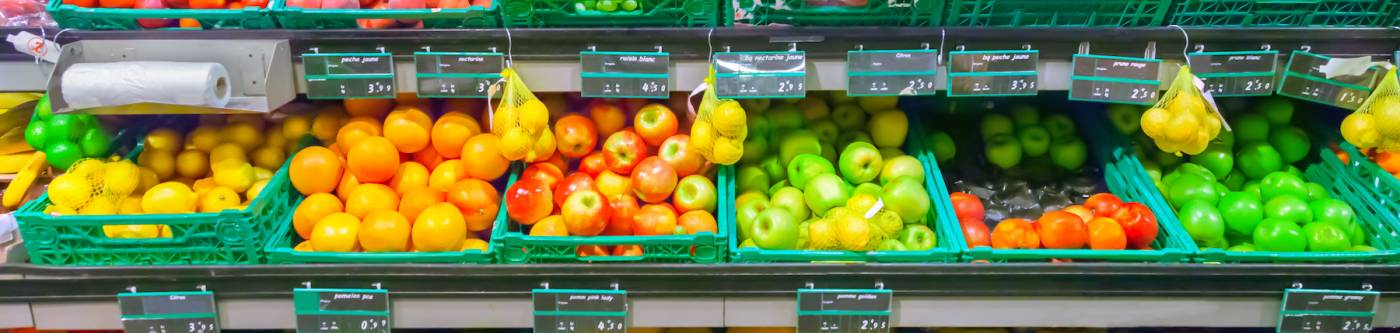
[604,130,648,175]
[506,178,553,225]
[949,192,985,224]
[632,157,678,204]
[555,114,599,159]
[658,135,703,178]
[1111,202,1159,249]
[1084,193,1123,218]
[635,104,679,147]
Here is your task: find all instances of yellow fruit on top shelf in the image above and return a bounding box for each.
[48,173,94,210]
[412,202,466,252]
[187,125,221,153]
[264,124,288,153]
[518,99,550,133]
[499,128,532,161]
[222,122,264,151]
[383,106,433,154]
[212,159,256,193]
[138,167,160,192]
[311,106,349,143]
[142,181,196,214]
[282,114,313,142]
[1342,112,1381,148]
[199,186,241,213]
[78,197,118,215]
[102,224,160,238]
[175,150,209,179]
[251,146,286,170]
[310,212,361,252]
[359,210,411,252]
[294,193,343,240]
[102,160,141,197]
[119,195,143,214]
[209,143,246,166]
[144,128,184,152]
[460,238,488,252]
[711,100,747,137]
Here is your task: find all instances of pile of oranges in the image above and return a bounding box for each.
[1335,146,1400,182]
[286,94,509,253]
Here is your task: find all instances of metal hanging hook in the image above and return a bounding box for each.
[1077,41,1091,55]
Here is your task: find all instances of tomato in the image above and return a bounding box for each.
[961,221,992,249]
[1037,211,1088,249]
[1110,202,1159,249]
[990,218,1039,249]
[949,192,985,224]
[1084,193,1123,218]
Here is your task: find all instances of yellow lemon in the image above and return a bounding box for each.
[499,128,532,161]
[690,120,715,150]
[460,238,488,252]
[78,196,118,215]
[252,167,273,181]
[144,127,184,152]
[711,136,744,165]
[1371,97,1400,139]
[209,143,246,166]
[246,179,269,203]
[102,224,160,238]
[711,100,748,137]
[47,173,94,210]
[251,146,286,170]
[101,160,141,197]
[212,159,256,193]
[806,219,838,250]
[1164,111,1199,142]
[142,181,196,214]
[187,125,222,153]
[68,158,106,179]
[159,225,172,238]
[264,123,287,152]
[834,214,874,251]
[222,122,264,151]
[138,167,160,191]
[119,195,143,214]
[311,212,361,252]
[44,204,77,215]
[294,241,315,252]
[1139,107,1171,139]
[518,99,550,133]
[138,148,176,181]
[192,177,218,197]
[282,114,313,141]
[1342,112,1382,148]
[311,106,348,143]
[175,149,209,179]
[199,186,242,213]
[526,130,556,163]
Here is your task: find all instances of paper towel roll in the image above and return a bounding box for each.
[61,61,232,110]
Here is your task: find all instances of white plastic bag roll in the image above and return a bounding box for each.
[61,61,232,110]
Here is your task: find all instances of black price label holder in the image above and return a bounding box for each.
[303,52,396,99]
[413,51,503,99]
[1189,50,1279,97]
[119,290,219,333]
[1276,50,1382,110]
[580,50,670,99]
[533,288,628,333]
[293,287,391,333]
[713,50,807,99]
[1277,287,1379,333]
[946,49,1039,97]
[846,48,938,97]
[1068,54,1162,105]
[796,288,892,333]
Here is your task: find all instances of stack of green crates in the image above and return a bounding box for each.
[1168,0,1397,27]
[1336,143,1400,222]
[47,0,279,30]
[728,0,941,26]
[945,0,1170,27]
[272,0,498,28]
[501,0,720,27]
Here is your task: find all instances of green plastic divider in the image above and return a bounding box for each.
[502,0,719,27]
[1167,0,1397,27]
[944,0,1169,27]
[728,0,941,26]
[1336,143,1400,219]
[727,111,962,263]
[47,0,279,30]
[490,163,731,263]
[272,0,498,29]
[14,130,297,265]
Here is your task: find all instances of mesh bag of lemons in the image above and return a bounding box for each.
[1340,66,1400,152]
[690,67,748,165]
[1141,66,1224,155]
[491,68,555,163]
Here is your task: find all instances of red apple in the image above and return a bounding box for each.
[506,179,553,225]
[949,192,985,224]
[554,172,597,207]
[672,175,716,213]
[1111,202,1159,249]
[634,204,677,236]
[962,221,992,249]
[135,0,174,28]
[562,190,610,236]
[604,130,648,174]
[555,114,598,159]
[634,104,679,147]
[521,163,564,190]
[580,151,608,177]
[595,170,632,197]
[1085,193,1123,218]
[602,193,640,236]
[631,157,677,204]
[658,135,703,178]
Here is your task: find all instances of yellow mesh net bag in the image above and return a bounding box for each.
[1140,66,1223,156]
[491,67,554,162]
[1342,66,1400,152]
[688,66,748,165]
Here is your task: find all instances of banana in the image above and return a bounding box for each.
[3,151,47,209]
[0,127,32,156]
[0,152,37,173]
[0,93,41,112]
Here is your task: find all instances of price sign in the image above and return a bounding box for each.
[294,288,390,333]
[1278,288,1379,333]
[947,50,1038,97]
[1069,54,1162,105]
[797,289,892,333]
[303,53,395,99]
[713,51,806,99]
[533,289,627,333]
[414,52,503,99]
[1277,51,1382,110]
[846,50,938,97]
[119,291,219,333]
[580,51,670,99]
[1189,51,1279,97]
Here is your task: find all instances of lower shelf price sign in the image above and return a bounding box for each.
[533,289,628,333]
[1278,288,1379,333]
[1276,51,1382,110]
[1068,54,1161,105]
[580,51,670,99]
[118,291,219,333]
[796,289,892,333]
[303,53,396,99]
[414,52,503,98]
[846,49,938,97]
[713,51,806,99]
[293,288,390,333]
[947,50,1039,97]
[1189,50,1279,97]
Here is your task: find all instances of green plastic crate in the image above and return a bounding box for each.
[273,0,498,29]
[728,0,941,26]
[1168,0,1397,27]
[491,163,731,263]
[945,0,1169,27]
[963,109,1193,263]
[47,0,279,30]
[502,0,719,27]
[728,123,963,263]
[14,135,297,265]
[1337,143,1400,218]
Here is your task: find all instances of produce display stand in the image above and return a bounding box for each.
[46,0,281,30]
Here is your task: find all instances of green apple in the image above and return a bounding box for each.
[897,224,937,251]
[1258,171,1308,203]
[837,131,874,151]
[1268,125,1311,164]
[1264,195,1311,224]
[876,239,908,251]
[1153,148,1184,169]
[879,148,903,160]
[1165,163,1214,186]
[809,119,840,144]
[768,104,805,131]
[1179,200,1226,244]
[1254,97,1294,125]
[797,221,810,249]
[1235,142,1283,179]
[857,96,898,114]
[1191,145,1233,180]
[1141,159,1163,182]
[1305,182,1327,201]
[1043,114,1076,139]
[735,191,768,210]
[1226,243,1255,252]
[1009,104,1040,127]
[879,155,925,185]
[1107,104,1143,135]
[985,134,1022,169]
[829,90,855,106]
[831,103,868,130]
[1218,192,1263,237]
[853,183,882,198]
[1017,125,1051,157]
[838,142,884,184]
[1222,170,1246,191]
[770,186,810,221]
[1233,113,1271,144]
[739,98,772,114]
[870,210,904,236]
[741,135,769,164]
[804,174,852,217]
[926,130,956,163]
[752,209,800,249]
[1253,218,1306,252]
[769,180,788,196]
[1049,137,1088,171]
[1309,198,1355,227]
[736,199,770,241]
[797,97,830,120]
[882,176,930,223]
[1351,245,1378,252]
[1284,164,1304,179]
[739,239,757,248]
[760,156,787,182]
[747,112,773,140]
[1303,222,1351,252]
[1213,130,1235,150]
[980,114,1015,140]
[1242,181,1261,199]
[1345,221,1367,246]
[820,142,839,166]
[787,153,835,189]
[737,165,771,194]
[868,110,908,148]
[1168,174,1221,209]
[779,130,822,165]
